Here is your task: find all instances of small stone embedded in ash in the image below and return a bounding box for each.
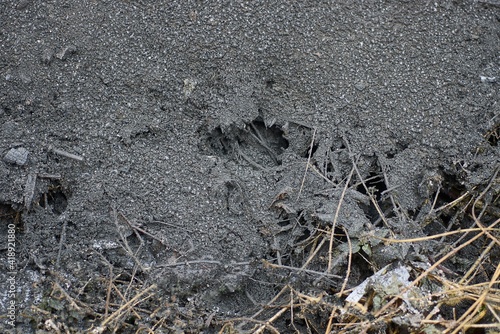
[480,76,497,83]
[56,45,77,60]
[41,48,54,65]
[4,147,29,166]
[16,0,31,10]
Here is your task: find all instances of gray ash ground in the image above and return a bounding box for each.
[0,0,499,333]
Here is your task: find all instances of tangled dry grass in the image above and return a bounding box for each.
[22,130,500,334]
[216,163,500,334]
[26,168,499,334]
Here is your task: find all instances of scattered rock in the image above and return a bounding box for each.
[3,147,29,166]
[56,45,77,60]
[355,81,366,91]
[41,48,54,65]
[480,76,497,83]
[16,0,31,10]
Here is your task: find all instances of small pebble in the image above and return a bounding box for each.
[41,48,54,65]
[16,0,31,10]
[355,81,366,91]
[4,147,29,166]
[480,76,497,83]
[56,45,77,60]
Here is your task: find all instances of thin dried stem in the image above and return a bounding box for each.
[296,128,317,202]
[337,225,353,297]
[327,165,354,274]
[253,305,289,334]
[263,260,342,279]
[249,285,290,320]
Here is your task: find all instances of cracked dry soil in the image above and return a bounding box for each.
[0,0,499,333]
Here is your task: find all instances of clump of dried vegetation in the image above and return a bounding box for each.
[215,132,499,334]
[220,176,499,334]
[23,128,499,334]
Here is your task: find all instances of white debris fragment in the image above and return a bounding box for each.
[480,76,497,83]
[92,240,119,250]
[346,263,429,314]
